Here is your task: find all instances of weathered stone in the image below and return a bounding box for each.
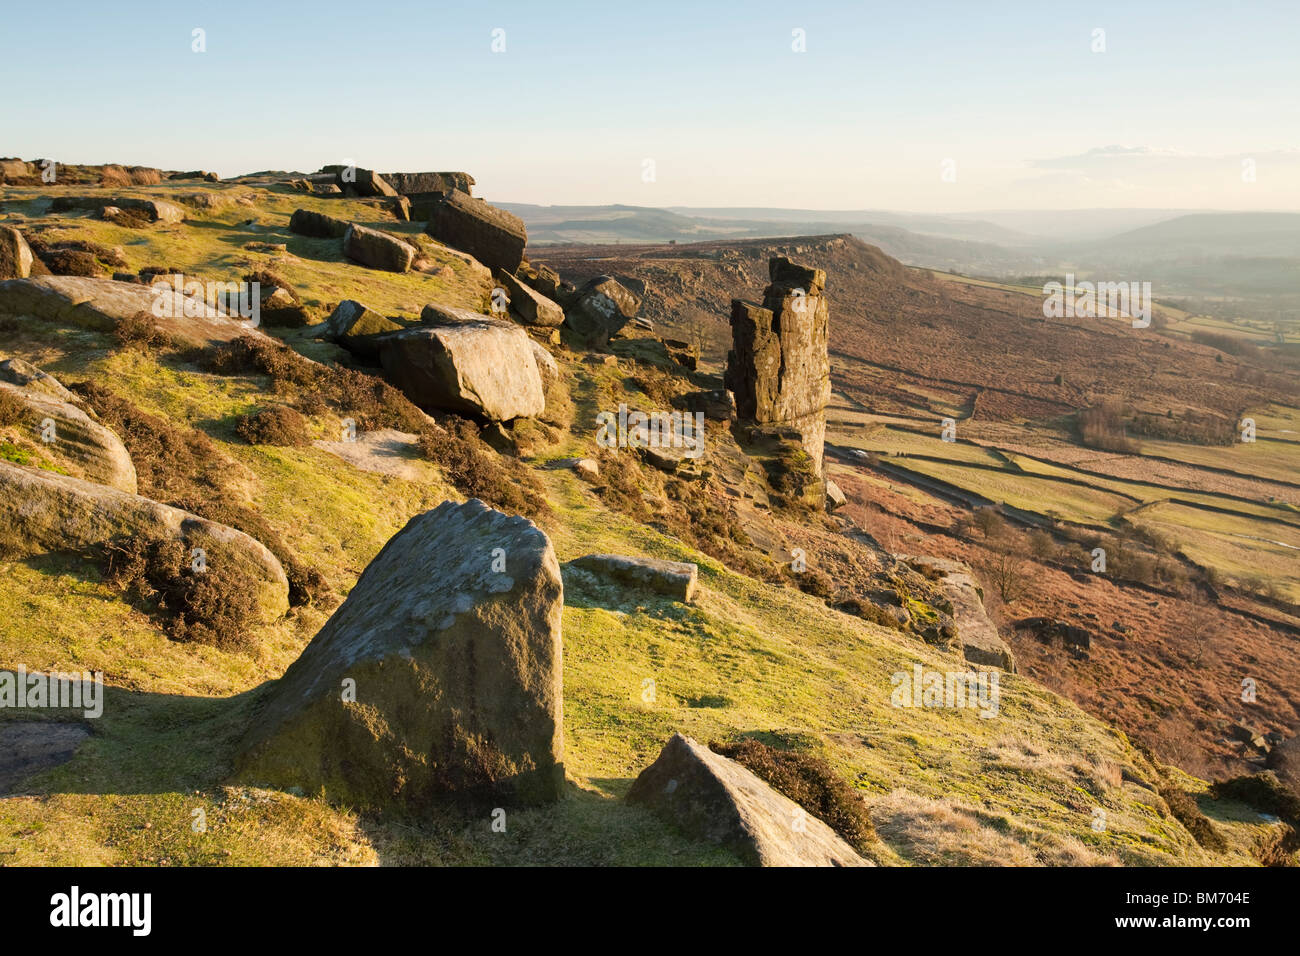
[289,208,349,238]
[320,299,404,359]
[0,380,137,493]
[378,309,545,420]
[825,479,846,510]
[236,499,564,808]
[663,338,699,370]
[0,356,76,402]
[571,554,698,603]
[0,159,35,182]
[684,388,735,421]
[423,189,527,274]
[626,733,870,867]
[564,275,641,346]
[333,167,397,198]
[343,224,415,273]
[725,257,830,477]
[901,555,1016,671]
[0,227,34,279]
[383,172,475,196]
[527,339,571,426]
[0,461,288,622]
[169,170,220,182]
[49,196,184,223]
[0,276,268,349]
[391,195,412,222]
[517,262,563,301]
[497,269,564,327]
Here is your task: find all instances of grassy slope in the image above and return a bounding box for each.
[0,184,1276,866]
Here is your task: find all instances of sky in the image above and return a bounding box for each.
[2,0,1297,212]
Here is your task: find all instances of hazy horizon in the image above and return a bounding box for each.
[4,0,1297,212]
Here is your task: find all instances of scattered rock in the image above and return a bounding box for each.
[289,208,349,239]
[333,167,397,197]
[423,189,527,274]
[662,338,699,370]
[0,461,288,622]
[342,223,415,273]
[825,479,846,510]
[236,499,565,808]
[571,554,698,603]
[626,733,870,866]
[564,275,641,347]
[378,308,545,421]
[902,555,1016,671]
[320,299,403,358]
[684,388,735,421]
[496,269,564,327]
[0,226,34,279]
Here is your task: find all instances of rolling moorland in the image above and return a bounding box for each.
[0,161,1296,866]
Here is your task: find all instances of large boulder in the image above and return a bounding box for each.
[564,275,641,347]
[331,167,397,197]
[527,339,571,426]
[383,172,475,196]
[0,461,288,622]
[900,555,1016,671]
[726,257,830,477]
[0,374,137,493]
[571,554,698,603]
[236,499,564,808]
[0,227,34,279]
[627,734,869,867]
[378,307,545,420]
[49,196,184,223]
[0,276,269,349]
[423,189,527,274]
[497,269,564,327]
[319,299,404,359]
[289,208,349,239]
[342,224,415,273]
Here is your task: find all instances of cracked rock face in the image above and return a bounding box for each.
[725,256,830,476]
[237,499,565,808]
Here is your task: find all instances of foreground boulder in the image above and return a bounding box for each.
[496,269,564,327]
[342,223,415,273]
[0,227,34,279]
[237,499,564,808]
[572,554,698,602]
[564,275,641,347]
[627,733,869,866]
[378,307,545,420]
[0,370,137,493]
[900,555,1016,671]
[423,189,527,274]
[0,461,288,622]
[0,276,269,349]
[289,208,349,239]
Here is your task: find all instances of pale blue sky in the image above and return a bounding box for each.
[3,0,1296,210]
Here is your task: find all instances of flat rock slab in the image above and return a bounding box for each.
[571,554,698,603]
[0,723,90,795]
[237,499,565,808]
[0,460,288,623]
[496,269,564,327]
[0,276,269,349]
[343,224,415,273]
[627,733,870,867]
[312,428,427,481]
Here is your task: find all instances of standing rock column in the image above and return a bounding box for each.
[725,257,831,480]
